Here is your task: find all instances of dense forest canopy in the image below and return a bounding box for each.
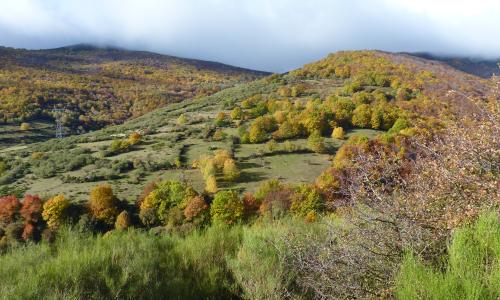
[0,45,268,131]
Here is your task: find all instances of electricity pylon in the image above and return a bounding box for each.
[52,107,66,139]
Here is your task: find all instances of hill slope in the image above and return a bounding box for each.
[407,52,499,78]
[0,44,269,131]
[0,50,495,202]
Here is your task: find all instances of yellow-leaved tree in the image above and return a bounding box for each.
[42,195,70,228]
[88,184,120,225]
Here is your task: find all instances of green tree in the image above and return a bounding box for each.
[308,131,327,153]
[290,185,324,217]
[139,180,196,226]
[210,190,244,225]
[352,104,372,128]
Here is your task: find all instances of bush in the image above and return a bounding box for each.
[42,195,70,228]
[205,175,218,194]
[396,212,500,300]
[388,118,410,134]
[210,190,244,225]
[20,194,43,240]
[0,195,20,225]
[308,131,327,153]
[351,104,372,128]
[223,159,240,181]
[331,126,345,139]
[228,223,296,299]
[127,132,142,145]
[0,229,180,299]
[183,196,209,225]
[19,122,31,131]
[290,185,324,217]
[88,184,120,225]
[115,210,131,230]
[139,180,196,227]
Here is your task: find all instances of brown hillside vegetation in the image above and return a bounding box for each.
[0,44,268,130]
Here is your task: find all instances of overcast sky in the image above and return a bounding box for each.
[0,0,499,72]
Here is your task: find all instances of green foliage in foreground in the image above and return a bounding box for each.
[0,218,310,300]
[0,226,242,300]
[396,212,500,300]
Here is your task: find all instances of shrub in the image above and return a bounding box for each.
[388,118,410,134]
[223,159,240,181]
[229,224,296,299]
[136,181,157,207]
[42,195,70,228]
[139,180,196,226]
[20,195,43,240]
[396,212,500,300]
[177,114,187,125]
[205,175,218,194]
[88,184,120,225]
[230,107,243,120]
[19,122,31,131]
[290,185,324,217]
[115,211,131,230]
[254,179,282,201]
[212,129,225,141]
[109,139,130,153]
[308,131,327,153]
[0,195,20,225]
[331,127,345,139]
[210,190,244,225]
[127,132,142,145]
[266,139,278,152]
[214,112,229,127]
[351,104,372,128]
[259,188,294,219]
[183,196,209,224]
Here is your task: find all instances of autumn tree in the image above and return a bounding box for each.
[214,112,228,127]
[183,196,209,224]
[115,210,131,230]
[42,195,70,228]
[20,195,44,240]
[127,132,142,145]
[308,131,327,153]
[290,185,325,217]
[352,104,372,128]
[210,190,244,225]
[331,127,345,139]
[88,184,120,225]
[0,196,20,225]
[230,107,243,120]
[330,98,356,125]
[223,158,240,181]
[205,175,218,194]
[139,180,196,226]
[19,122,31,131]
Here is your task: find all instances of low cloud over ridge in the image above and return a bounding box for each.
[0,0,498,72]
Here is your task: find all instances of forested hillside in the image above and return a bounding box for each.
[408,52,499,78]
[0,50,498,299]
[0,44,268,131]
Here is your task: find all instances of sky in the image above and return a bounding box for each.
[0,0,499,72]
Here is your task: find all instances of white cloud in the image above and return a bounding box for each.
[0,0,498,71]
